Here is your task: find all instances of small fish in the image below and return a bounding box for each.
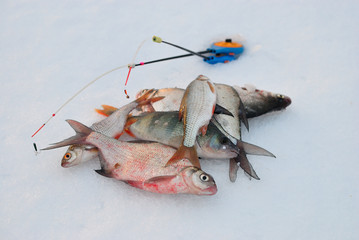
[124,111,239,159]
[43,120,217,195]
[232,84,292,118]
[61,89,162,168]
[166,75,231,168]
[136,85,291,118]
[213,83,248,141]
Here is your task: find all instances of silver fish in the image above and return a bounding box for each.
[61,89,162,168]
[124,111,239,159]
[166,75,218,168]
[232,84,292,118]
[44,120,217,195]
[212,83,248,141]
[137,85,291,118]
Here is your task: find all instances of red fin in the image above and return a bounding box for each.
[125,129,136,138]
[114,132,124,139]
[123,116,138,138]
[125,116,138,127]
[199,125,208,136]
[207,81,215,93]
[95,105,118,117]
[165,144,200,168]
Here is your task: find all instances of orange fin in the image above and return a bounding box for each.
[207,81,215,93]
[135,89,165,109]
[199,125,208,136]
[165,145,200,168]
[178,89,188,122]
[95,105,118,117]
[114,132,124,139]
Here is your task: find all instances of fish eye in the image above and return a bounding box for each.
[277,94,284,99]
[220,137,229,145]
[63,151,76,162]
[64,153,72,160]
[200,174,210,182]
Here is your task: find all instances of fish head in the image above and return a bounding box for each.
[61,145,98,168]
[256,89,292,111]
[271,93,292,110]
[196,126,239,159]
[181,167,217,195]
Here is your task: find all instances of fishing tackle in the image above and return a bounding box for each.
[122,36,244,96]
[32,36,243,138]
[143,36,244,65]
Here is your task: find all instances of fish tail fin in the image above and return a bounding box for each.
[135,89,164,110]
[95,105,118,117]
[239,141,276,157]
[41,120,93,150]
[165,144,201,168]
[237,151,260,180]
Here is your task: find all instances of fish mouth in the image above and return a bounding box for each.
[282,96,292,108]
[196,75,209,81]
[61,161,71,168]
[202,185,218,195]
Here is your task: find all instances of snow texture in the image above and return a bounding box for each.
[1,0,358,239]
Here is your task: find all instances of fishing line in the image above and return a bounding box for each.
[123,39,147,98]
[32,39,149,138]
[31,64,127,137]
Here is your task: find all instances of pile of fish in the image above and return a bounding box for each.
[43,75,291,196]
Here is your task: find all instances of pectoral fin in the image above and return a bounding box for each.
[94,168,112,178]
[199,125,208,136]
[229,158,240,182]
[145,175,177,184]
[165,145,200,168]
[238,97,249,131]
[214,104,234,117]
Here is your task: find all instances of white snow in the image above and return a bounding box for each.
[1,0,358,239]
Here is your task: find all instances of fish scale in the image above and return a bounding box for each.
[126,111,238,159]
[87,132,193,181]
[43,120,217,195]
[182,78,216,147]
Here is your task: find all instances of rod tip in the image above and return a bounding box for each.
[152,36,162,43]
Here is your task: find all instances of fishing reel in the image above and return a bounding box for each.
[204,39,244,64]
[151,36,244,65]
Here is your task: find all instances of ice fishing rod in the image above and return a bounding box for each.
[32,36,244,139]
[123,36,245,97]
[138,36,244,65]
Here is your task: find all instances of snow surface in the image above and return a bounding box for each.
[1,0,359,239]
